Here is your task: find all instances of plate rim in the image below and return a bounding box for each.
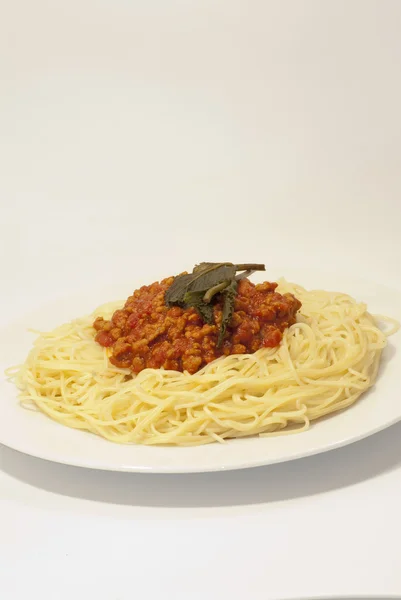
[1,411,401,473]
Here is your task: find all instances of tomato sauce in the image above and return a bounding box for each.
[93,277,301,375]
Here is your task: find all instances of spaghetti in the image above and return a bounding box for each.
[8,281,398,446]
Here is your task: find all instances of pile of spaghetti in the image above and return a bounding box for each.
[8,277,398,446]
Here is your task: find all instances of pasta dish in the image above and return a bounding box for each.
[8,262,398,446]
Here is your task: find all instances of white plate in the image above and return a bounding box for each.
[0,269,400,473]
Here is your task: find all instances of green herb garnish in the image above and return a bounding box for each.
[165,262,266,346]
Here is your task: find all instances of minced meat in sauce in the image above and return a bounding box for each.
[93,277,301,375]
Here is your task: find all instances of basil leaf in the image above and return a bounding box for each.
[165,262,265,338]
[183,291,215,324]
[165,273,195,306]
[188,263,237,293]
[218,280,238,346]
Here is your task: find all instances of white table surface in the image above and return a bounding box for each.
[1,1,401,598]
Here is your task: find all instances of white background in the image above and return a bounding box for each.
[1,1,401,598]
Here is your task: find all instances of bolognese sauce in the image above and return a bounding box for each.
[93,277,301,375]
